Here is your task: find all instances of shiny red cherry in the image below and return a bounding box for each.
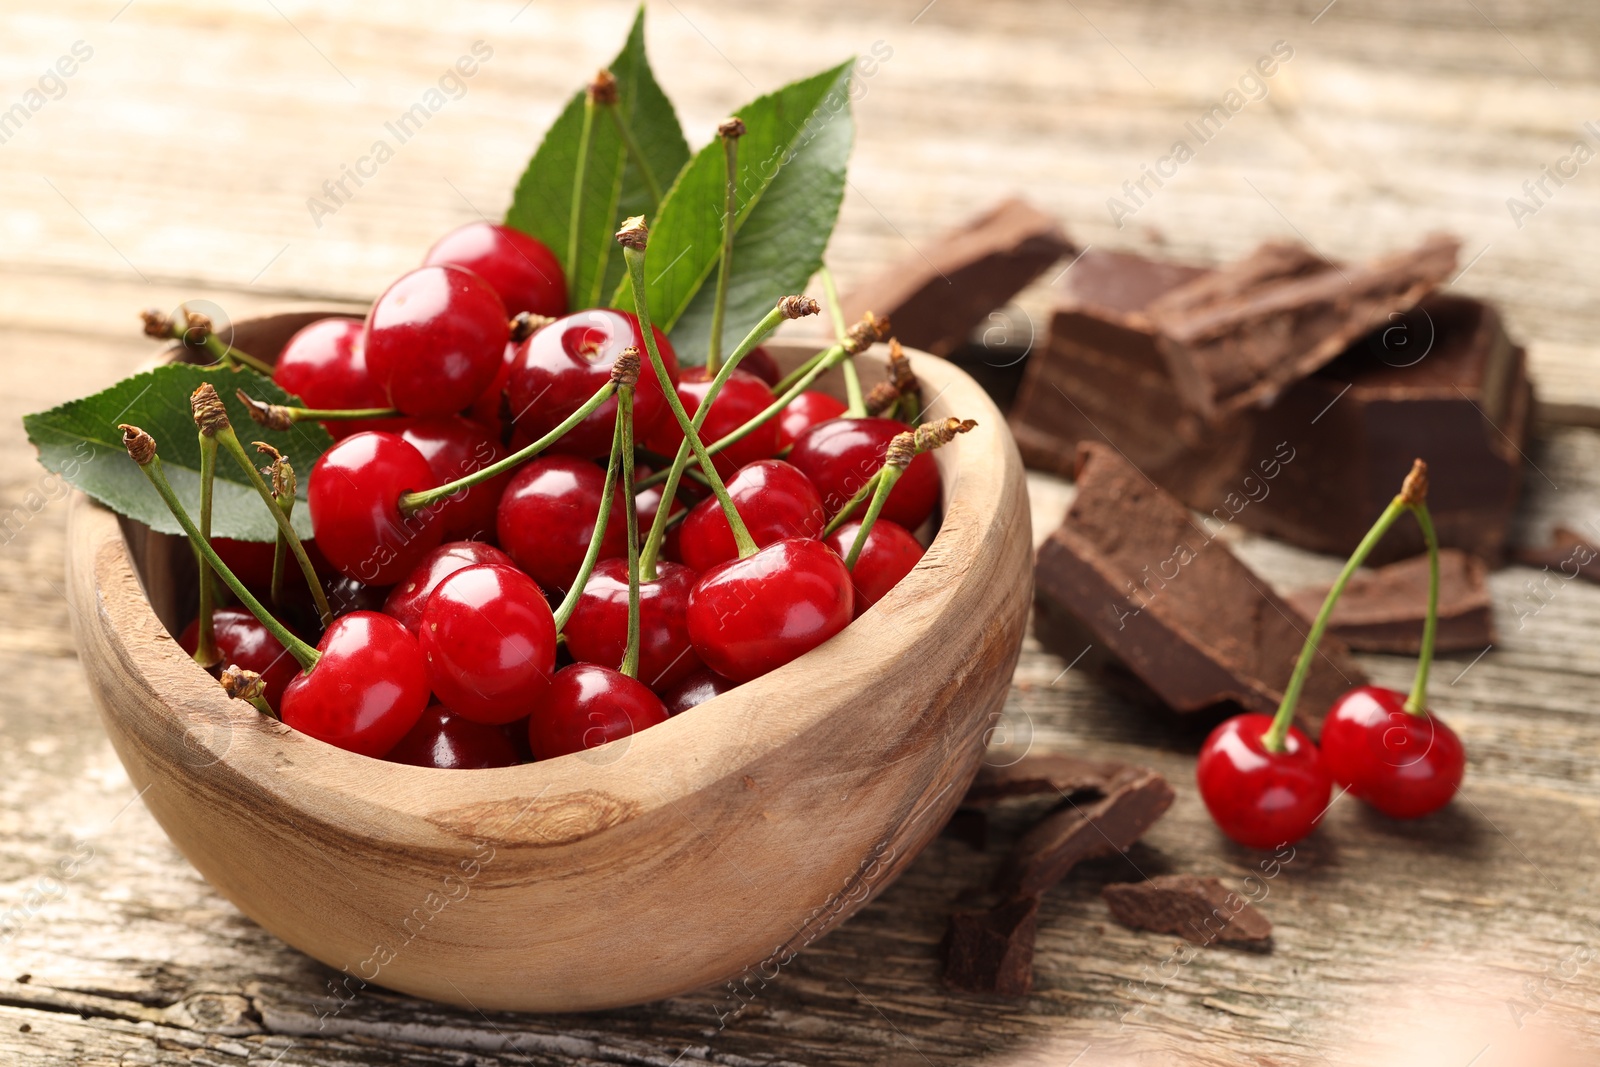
[660,666,738,715]
[776,390,847,449]
[417,563,557,725]
[422,221,566,318]
[308,431,444,586]
[741,345,782,387]
[279,611,430,758]
[385,704,523,769]
[399,415,509,541]
[1319,685,1465,819]
[565,558,700,691]
[646,367,779,479]
[677,460,825,573]
[468,340,519,438]
[496,456,627,593]
[824,519,923,616]
[527,663,670,761]
[271,317,401,439]
[507,308,679,458]
[382,540,515,635]
[1196,714,1332,849]
[686,537,853,683]
[788,417,940,529]
[364,265,509,417]
[180,606,299,709]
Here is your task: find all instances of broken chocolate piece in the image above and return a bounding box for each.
[1287,549,1495,654]
[1514,526,1600,586]
[839,198,1074,357]
[964,753,1133,806]
[1102,875,1272,945]
[1147,233,1460,420]
[1033,442,1366,727]
[994,761,1175,900]
[942,895,1040,996]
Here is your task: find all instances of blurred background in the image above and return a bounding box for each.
[2,2,1599,1065]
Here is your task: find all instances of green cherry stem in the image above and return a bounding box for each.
[1404,499,1441,715]
[552,415,624,633]
[566,76,602,294]
[821,468,884,537]
[820,267,866,417]
[256,444,297,609]
[192,432,220,668]
[839,419,976,563]
[220,665,279,720]
[618,383,642,679]
[237,392,399,429]
[619,217,758,559]
[399,379,617,513]
[845,466,903,569]
[120,426,320,671]
[705,118,744,375]
[597,72,664,209]
[1263,459,1432,752]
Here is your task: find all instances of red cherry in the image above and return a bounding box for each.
[211,537,282,591]
[468,341,519,437]
[399,415,510,542]
[280,611,430,758]
[417,563,557,725]
[180,607,299,709]
[741,345,782,387]
[321,574,390,617]
[1196,714,1332,849]
[385,704,523,769]
[271,317,401,439]
[506,308,679,458]
[364,265,509,417]
[1319,685,1465,819]
[686,538,853,683]
[660,666,738,715]
[496,456,627,593]
[646,367,780,479]
[382,540,515,635]
[527,663,670,761]
[423,222,566,319]
[824,519,923,616]
[308,431,444,586]
[788,417,941,530]
[565,558,700,692]
[678,460,825,573]
[776,390,847,449]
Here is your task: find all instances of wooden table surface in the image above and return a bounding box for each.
[4,1,1600,1063]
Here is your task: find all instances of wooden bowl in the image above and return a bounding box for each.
[65,312,1032,1012]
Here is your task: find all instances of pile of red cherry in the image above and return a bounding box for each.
[180,221,949,769]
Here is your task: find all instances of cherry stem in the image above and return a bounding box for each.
[621,235,757,559]
[269,480,294,610]
[125,442,320,671]
[197,333,273,376]
[604,101,664,209]
[1404,501,1441,715]
[820,267,865,417]
[215,427,332,628]
[619,386,642,679]
[192,435,220,668]
[552,416,624,633]
[845,465,903,570]
[567,93,597,300]
[706,133,741,376]
[1260,463,1440,755]
[639,301,795,576]
[821,468,884,538]
[280,406,397,422]
[399,379,617,512]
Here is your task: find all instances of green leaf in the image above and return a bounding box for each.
[505,6,690,313]
[613,60,855,364]
[23,364,335,542]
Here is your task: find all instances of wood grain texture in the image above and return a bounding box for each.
[3,0,1600,1063]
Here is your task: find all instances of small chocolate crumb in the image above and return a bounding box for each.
[942,895,1039,996]
[1102,874,1272,946]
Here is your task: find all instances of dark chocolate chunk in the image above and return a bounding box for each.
[839,198,1074,357]
[1147,234,1460,420]
[1102,874,1273,945]
[994,761,1175,901]
[942,895,1040,996]
[1514,527,1600,585]
[1033,442,1366,727]
[1287,549,1495,654]
[964,753,1133,806]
